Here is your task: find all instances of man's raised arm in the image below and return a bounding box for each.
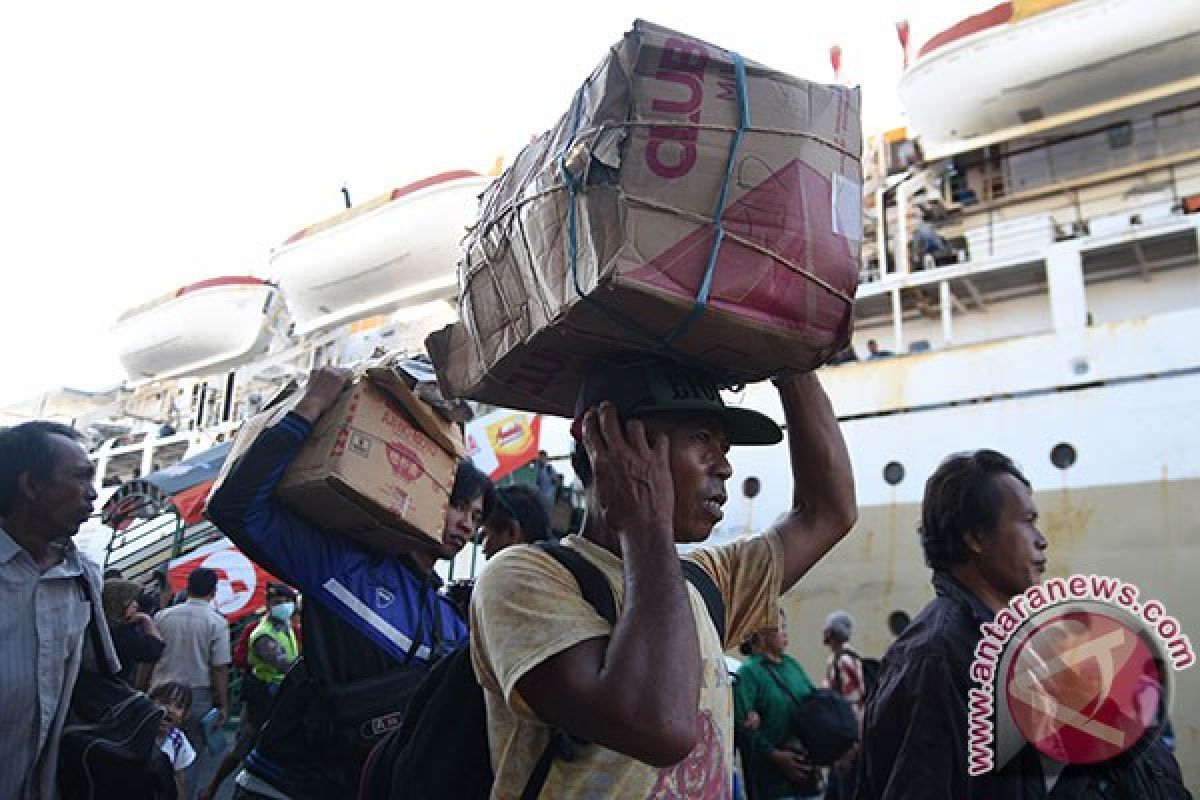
[770,373,857,592]
[507,404,702,767]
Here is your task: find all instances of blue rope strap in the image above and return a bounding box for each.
[662,49,749,346]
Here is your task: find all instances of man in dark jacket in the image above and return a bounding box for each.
[206,367,492,800]
[857,449,1189,799]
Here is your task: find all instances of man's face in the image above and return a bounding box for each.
[480,515,520,560]
[972,473,1047,601]
[26,434,97,540]
[441,494,485,559]
[642,411,733,543]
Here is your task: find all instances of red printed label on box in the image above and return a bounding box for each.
[386,441,425,482]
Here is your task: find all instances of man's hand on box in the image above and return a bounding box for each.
[581,401,674,545]
[293,367,352,424]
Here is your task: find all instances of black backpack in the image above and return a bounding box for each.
[357,541,725,800]
[765,659,859,768]
[59,579,176,800]
[793,688,859,766]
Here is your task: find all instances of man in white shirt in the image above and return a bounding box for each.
[152,566,232,798]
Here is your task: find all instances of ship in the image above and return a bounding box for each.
[714,0,1199,779]
[6,0,1197,784]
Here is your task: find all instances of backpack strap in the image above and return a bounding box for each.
[534,540,618,624]
[75,575,116,678]
[680,560,726,645]
[535,542,725,640]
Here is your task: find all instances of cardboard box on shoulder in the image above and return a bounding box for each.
[209,368,465,557]
[428,19,862,417]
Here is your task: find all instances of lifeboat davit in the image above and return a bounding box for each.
[898,0,1200,158]
[271,170,493,335]
[113,277,285,380]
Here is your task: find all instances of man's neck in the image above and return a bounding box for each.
[948,565,1010,613]
[763,651,784,664]
[4,514,64,572]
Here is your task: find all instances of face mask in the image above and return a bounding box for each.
[270,602,295,621]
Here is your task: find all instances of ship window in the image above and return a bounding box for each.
[1050,443,1077,470]
[1106,122,1133,150]
[883,461,905,486]
[888,610,911,637]
[742,476,761,499]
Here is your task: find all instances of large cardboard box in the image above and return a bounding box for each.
[428,19,862,416]
[209,368,465,556]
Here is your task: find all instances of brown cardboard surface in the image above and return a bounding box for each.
[207,371,463,557]
[364,364,466,459]
[278,379,459,555]
[428,19,862,417]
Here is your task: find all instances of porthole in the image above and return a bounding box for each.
[888,610,911,637]
[1050,443,1077,470]
[742,476,761,499]
[883,461,905,486]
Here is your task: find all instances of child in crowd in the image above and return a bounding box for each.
[148,682,197,799]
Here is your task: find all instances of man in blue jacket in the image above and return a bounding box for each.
[206,367,492,800]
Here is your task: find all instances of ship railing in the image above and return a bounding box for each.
[861,156,1200,288]
[89,422,238,492]
[844,210,1198,360]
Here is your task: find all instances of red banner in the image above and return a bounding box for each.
[167,538,282,623]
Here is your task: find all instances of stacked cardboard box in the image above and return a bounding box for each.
[428,19,862,416]
[210,366,464,556]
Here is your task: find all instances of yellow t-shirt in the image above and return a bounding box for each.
[470,532,783,799]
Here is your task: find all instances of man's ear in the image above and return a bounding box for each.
[963,528,988,556]
[16,470,39,506]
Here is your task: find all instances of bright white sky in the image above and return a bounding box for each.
[0,0,985,405]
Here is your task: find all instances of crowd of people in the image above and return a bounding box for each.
[0,358,1190,799]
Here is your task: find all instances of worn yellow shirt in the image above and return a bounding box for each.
[470,532,783,799]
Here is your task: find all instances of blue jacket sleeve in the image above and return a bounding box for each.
[206,412,348,595]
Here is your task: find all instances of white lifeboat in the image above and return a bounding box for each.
[271,170,492,335]
[113,277,285,380]
[898,0,1200,158]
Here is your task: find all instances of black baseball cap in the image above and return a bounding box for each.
[571,358,782,446]
[266,583,297,600]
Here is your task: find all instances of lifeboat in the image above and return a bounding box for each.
[112,277,285,380]
[271,170,493,335]
[898,0,1200,158]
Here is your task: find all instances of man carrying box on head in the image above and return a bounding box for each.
[470,357,857,798]
[205,367,493,800]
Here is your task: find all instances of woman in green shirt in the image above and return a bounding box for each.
[734,610,823,800]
